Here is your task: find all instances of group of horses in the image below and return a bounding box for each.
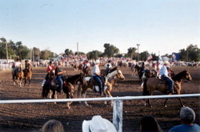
[12,61,192,109]
[42,65,125,109]
[12,65,32,87]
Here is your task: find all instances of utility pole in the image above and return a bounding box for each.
[77,42,79,55]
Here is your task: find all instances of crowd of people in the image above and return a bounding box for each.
[39,106,199,132]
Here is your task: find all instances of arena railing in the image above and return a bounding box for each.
[0,94,200,132]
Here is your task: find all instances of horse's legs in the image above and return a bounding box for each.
[24,78,26,86]
[164,97,184,107]
[164,98,168,107]
[52,90,57,104]
[178,97,184,107]
[66,93,73,109]
[28,77,31,86]
[77,85,82,98]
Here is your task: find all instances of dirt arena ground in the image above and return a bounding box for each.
[0,66,200,132]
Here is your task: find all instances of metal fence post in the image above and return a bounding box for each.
[113,100,123,132]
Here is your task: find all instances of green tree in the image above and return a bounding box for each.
[103,43,119,57]
[32,47,40,61]
[40,49,55,60]
[75,51,85,55]
[127,47,137,59]
[87,50,102,60]
[65,49,73,55]
[140,51,149,61]
[179,44,200,61]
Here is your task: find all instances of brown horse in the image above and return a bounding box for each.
[12,66,24,87]
[143,70,192,107]
[23,64,32,86]
[77,67,125,106]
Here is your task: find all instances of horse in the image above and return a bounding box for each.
[81,66,91,76]
[23,64,32,86]
[42,72,86,109]
[143,70,192,107]
[77,66,125,106]
[132,64,143,79]
[12,66,24,87]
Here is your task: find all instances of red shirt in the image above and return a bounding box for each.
[46,65,55,72]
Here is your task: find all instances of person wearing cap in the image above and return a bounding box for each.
[169,107,200,132]
[82,115,117,132]
[41,61,55,87]
[159,61,174,94]
[92,59,103,96]
[104,60,112,75]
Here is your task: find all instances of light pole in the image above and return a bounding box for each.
[137,44,140,61]
[6,41,8,63]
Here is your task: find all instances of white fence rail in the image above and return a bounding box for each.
[1,94,200,132]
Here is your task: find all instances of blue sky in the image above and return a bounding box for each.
[0,0,199,55]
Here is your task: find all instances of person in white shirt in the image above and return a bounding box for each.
[12,58,22,74]
[92,60,103,96]
[160,61,174,94]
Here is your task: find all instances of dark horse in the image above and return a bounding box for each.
[12,66,24,87]
[42,72,86,109]
[23,64,32,86]
[132,63,144,80]
[143,70,192,107]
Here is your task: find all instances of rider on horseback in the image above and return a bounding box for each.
[83,60,90,73]
[55,61,67,94]
[41,61,55,87]
[12,58,22,75]
[160,61,174,94]
[23,60,31,72]
[105,60,112,75]
[92,59,103,96]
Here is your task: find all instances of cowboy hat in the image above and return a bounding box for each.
[95,60,100,64]
[82,115,117,132]
[163,61,169,65]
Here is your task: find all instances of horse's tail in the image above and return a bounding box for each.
[143,78,149,95]
[42,83,49,98]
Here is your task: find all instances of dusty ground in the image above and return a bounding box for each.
[0,66,200,132]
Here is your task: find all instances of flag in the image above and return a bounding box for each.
[147,54,153,61]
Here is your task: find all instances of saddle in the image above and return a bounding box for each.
[89,76,105,92]
[50,78,59,87]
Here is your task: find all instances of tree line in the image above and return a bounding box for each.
[1,37,200,61]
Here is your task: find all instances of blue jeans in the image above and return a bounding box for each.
[93,75,103,95]
[162,75,174,93]
[56,75,63,93]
